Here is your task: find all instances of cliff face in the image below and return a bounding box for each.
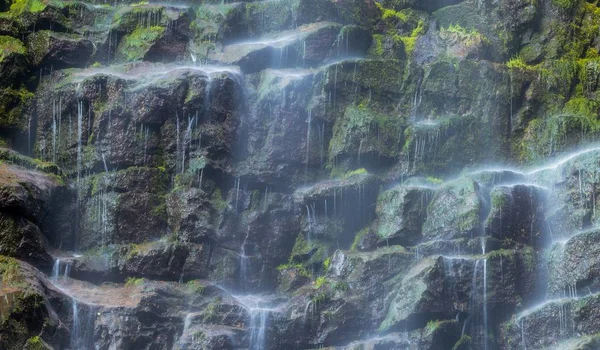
[0,0,600,349]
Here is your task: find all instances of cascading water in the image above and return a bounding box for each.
[77,100,83,187]
[248,308,268,350]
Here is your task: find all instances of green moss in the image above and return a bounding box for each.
[441,23,487,44]
[426,319,443,334]
[124,277,146,287]
[0,87,33,130]
[314,276,328,289]
[426,176,443,184]
[343,168,368,179]
[276,263,311,278]
[329,105,402,161]
[186,280,205,294]
[290,233,310,260]
[9,0,46,13]
[117,26,165,62]
[0,35,26,62]
[24,336,44,350]
[506,55,531,70]
[452,335,472,350]
[552,0,576,9]
[333,281,349,292]
[323,257,331,270]
[0,255,22,287]
[350,227,369,251]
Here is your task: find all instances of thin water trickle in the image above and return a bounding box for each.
[52,258,61,281]
[305,108,312,178]
[77,100,84,187]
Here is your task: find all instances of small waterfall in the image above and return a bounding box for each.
[182,117,194,174]
[70,299,95,350]
[77,100,83,186]
[240,230,250,288]
[305,108,312,177]
[176,313,194,349]
[52,108,57,163]
[71,299,80,347]
[248,308,268,350]
[176,113,180,173]
[52,258,61,281]
[235,177,241,213]
[64,262,71,278]
[52,259,71,281]
[483,257,488,350]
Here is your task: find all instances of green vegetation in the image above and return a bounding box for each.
[426,319,443,334]
[24,336,45,350]
[343,168,368,179]
[350,227,369,251]
[506,55,531,70]
[552,0,576,9]
[0,87,34,130]
[426,176,443,184]
[452,335,473,350]
[441,23,487,45]
[202,298,221,322]
[10,0,46,13]
[276,263,311,278]
[329,105,402,163]
[314,276,327,289]
[117,26,165,61]
[186,280,205,294]
[323,257,331,270]
[0,36,26,62]
[0,255,24,288]
[332,281,349,292]
[124,277,146,287]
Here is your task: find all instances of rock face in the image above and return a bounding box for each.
[0,0,600,349]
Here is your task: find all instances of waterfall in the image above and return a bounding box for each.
[52,259,60,281]
[176,113,180,173]
[77,100,83,186]
[52,105,57,163]
[483,258,488,350]
[235,177,241,213]
[248,308,268,350]
[70,299,95,350]
[182,117,195,174]
[71,299,80,348]
[240,229,250,288]
[305,108,312,177]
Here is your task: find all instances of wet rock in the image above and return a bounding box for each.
[167,186,215,244]
[422,178,484,241]
[28,31,94,68]
[210,22,370,74]
[374,184,434,246]
[78,167,168,250]
[0,35,28,86]
[485,184,549,248]
[0,163,73,265]
[0,257,69,350]
[501,293,600,350]
[548,229,600,298]
[68,240,211,283]
[329,105,403,168]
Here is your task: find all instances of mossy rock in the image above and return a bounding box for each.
[0,87,33,130]
[0,35,28,85]
[27,30,94,68]
[421,178,483,240]
[329,105,403,163]
[116,26,165,62]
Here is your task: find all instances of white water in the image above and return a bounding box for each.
[77,101,83,187]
